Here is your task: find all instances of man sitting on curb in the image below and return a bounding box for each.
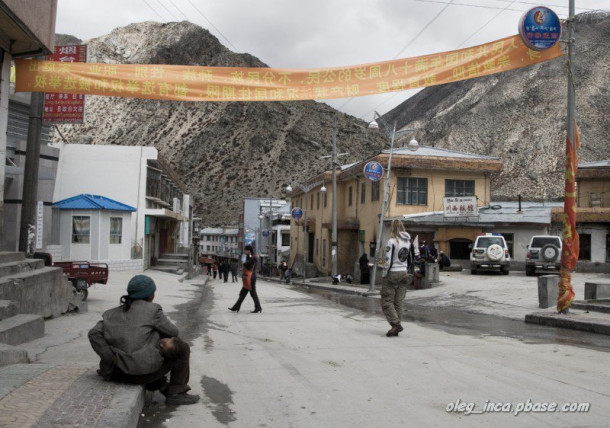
[88,275,200,406]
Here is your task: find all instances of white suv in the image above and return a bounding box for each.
[470,233,510,275]
[525,235,562,276]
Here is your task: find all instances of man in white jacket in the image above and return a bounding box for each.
[381,220,419,337]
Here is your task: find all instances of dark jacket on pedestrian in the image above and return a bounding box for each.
[89,299,178,376]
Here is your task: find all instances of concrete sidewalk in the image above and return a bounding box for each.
[0,270,205,428]
[264,269,610,336]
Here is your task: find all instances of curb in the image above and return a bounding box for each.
[525,311,610,335]
[96,384,145,428]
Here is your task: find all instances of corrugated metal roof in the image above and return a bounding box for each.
[397,201,562,226]
[53,194,136,211]
[579,160,610,168]
[382,145,500,160]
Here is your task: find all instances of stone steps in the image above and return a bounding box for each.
[0,300,19,322]
[0,343,29,366]
[0,259,44,278]
[0,314,44,346]
[0,252,25,264]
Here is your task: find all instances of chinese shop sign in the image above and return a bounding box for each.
[43,45,87,123]
[443,197,478,218]
[15,34,561,103]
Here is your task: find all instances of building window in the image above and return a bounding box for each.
[310,194,314,210]
[72,216,90,243]
[317,192,320,209]
[372,181,380,202]
[316,238,319,255]
[324,193,327,208]
[282,233,290,246]
[397,177,428,205]
[445,179,475,197]
[579,234,591,260]
[361,182,366,204]
[110,217,122,244]
[348,186,353,206]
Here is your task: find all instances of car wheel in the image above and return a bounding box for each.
[525,265,535,276]
[486,244,504,261]
[502,267,509,275]
[471,268,478,275]
[541,244,560,262]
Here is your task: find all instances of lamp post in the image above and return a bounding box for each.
[368,112,417,292]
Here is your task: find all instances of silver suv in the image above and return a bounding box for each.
[470,233,510,275]
[525,235,562,276]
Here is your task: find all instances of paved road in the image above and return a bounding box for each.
[143,276,610,428]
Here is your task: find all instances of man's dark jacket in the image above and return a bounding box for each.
[89,300,179,376]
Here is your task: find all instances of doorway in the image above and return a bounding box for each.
[449,238,473,260]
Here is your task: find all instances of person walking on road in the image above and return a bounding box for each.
[381,220,418,337]
[220,259,230,283]
[359,253,370,285]
[230,260,239,282]
[229,245,262,313]
[212,262,218,279]
[88,275,200,405]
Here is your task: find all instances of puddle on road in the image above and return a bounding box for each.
[200,375,236,425]
[292,286,610,352]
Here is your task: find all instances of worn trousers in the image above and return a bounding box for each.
[231,280,261,310]
[108,345,191,395]
[380,271,413,325]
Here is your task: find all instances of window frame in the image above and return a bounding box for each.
[371,181,380,202]
[397,177,428,206]
[72,215,91,244]
[445,179,475,197]
[109,216,123,244]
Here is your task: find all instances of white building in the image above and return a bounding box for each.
[200,226,239,260]
[240,198,291,267]
[52,194,135,263]
[51,143,193,270]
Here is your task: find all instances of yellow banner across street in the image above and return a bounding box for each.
[14,34,562,102]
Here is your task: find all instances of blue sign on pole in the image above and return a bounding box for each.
[519,7,561,51]
[363,161,383,181]
[291,207,303,220]
[262,230,270,237]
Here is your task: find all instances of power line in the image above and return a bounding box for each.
[165,0,190,20]
[393,0,456,59]
[184,0,240,52]
[412,0,522,12]
[357,0,456,120]
[142,0,168,22]
[456,0,517,49]
[155,0,179,20]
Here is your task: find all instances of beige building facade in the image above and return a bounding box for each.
[289,145,502,276]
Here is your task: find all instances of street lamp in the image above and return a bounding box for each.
[368,111,417,292]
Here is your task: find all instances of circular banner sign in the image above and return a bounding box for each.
[291,207,303,220]
[363,161,383,181]
[518,7,561,51]
[262,230,269,237]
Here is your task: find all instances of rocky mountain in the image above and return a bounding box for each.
[383,11,610,201]
[54,24,386,225]
[55,12,609,224]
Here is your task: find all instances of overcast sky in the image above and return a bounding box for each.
[55,0,608,122]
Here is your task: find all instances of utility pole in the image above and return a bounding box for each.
[331,123,338,277]
[19,91,44,254]
[368,112,416,292]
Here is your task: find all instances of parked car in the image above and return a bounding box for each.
[53,261,109,301]
[470,233,510,275]
[525,235,562,276]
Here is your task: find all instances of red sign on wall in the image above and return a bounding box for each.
[43,45,87,124]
